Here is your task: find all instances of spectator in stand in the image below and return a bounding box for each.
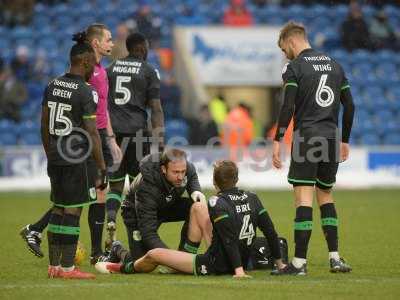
[0,59,28,122]
[221,103,254,148]
[209,94,228,133]
[223,0,253,27]
[32,49,51,83]
[369,10,399,51]
[110,23,130,61]
[11,45,33,81]
[160,74,182,119]
[341,1,372,51]
[1,0,35,27]
[135,5,162,48]
[188,104,219,146]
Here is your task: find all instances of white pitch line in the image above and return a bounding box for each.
[1,277,399,290]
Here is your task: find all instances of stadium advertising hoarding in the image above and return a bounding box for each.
[0,146,399,190]
[182,26,285,86]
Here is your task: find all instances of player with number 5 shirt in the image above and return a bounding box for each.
[105,32,165,249]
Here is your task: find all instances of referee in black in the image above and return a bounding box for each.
[271,22,355,275]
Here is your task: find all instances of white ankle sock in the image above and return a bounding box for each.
[61,266,74,272]
[329,252,340,260]
[292,257,306,268]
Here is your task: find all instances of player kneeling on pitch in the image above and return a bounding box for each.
[96,160,287,277]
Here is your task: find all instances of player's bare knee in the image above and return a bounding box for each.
[316,187,333,205]
[96,189,107,203]
[64,207,82,216]
[147,248,162,260]
[191,201,207,217]
[52,206,64,215]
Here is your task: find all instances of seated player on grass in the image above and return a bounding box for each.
[96,160,286,277]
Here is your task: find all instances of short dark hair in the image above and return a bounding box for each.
[86,23,109,42]
[160,148,187,167]
[126,32,147,53]
[70,32,94,62]
[278,21,307,46]
[213,160,238,191]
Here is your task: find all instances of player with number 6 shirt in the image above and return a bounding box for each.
[271,22,355,275]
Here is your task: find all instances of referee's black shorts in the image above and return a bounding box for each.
[288,138,339,189]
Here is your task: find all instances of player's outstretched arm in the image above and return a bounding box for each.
[134,248,194,274]
[340,87,355,162]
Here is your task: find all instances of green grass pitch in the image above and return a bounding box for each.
[0,189,399,300]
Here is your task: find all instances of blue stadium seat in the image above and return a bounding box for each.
[286,4,306,18]
[374,50,394,64]
[383,4,400,19]
[16,121,40,136]
[20,133,41,145]
[20,107,38,121]
[309,5,329,17]
[12,27,33,41]
[0,133,18,146]
[375,110,394,122]
[359,133,381,145]
[54,15,74,30]
[376,63,399,79]
[0,37,10,50]
[386,121,400,135]
[0,120,17,134]
[321,29,341,50]
[165,119,189,145]
[330,49,351,66]
[27,82,44,100]
[352,62,374,78]
[383,133,400,145]
[52,3,69,15]
[365,96,388,112]
[351,50,371,62]
[362,4,376,18]
[355,108,371,122]
[363,86,384,99]
[52,61,68,77]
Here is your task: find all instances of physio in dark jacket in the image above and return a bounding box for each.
[122,148,211,262]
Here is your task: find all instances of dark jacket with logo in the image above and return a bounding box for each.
[126,153,201,249]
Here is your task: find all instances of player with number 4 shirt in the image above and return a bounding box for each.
[95,160,286,277]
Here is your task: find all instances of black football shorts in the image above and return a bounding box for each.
[288,138,339,189]
[48,159,97,207]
